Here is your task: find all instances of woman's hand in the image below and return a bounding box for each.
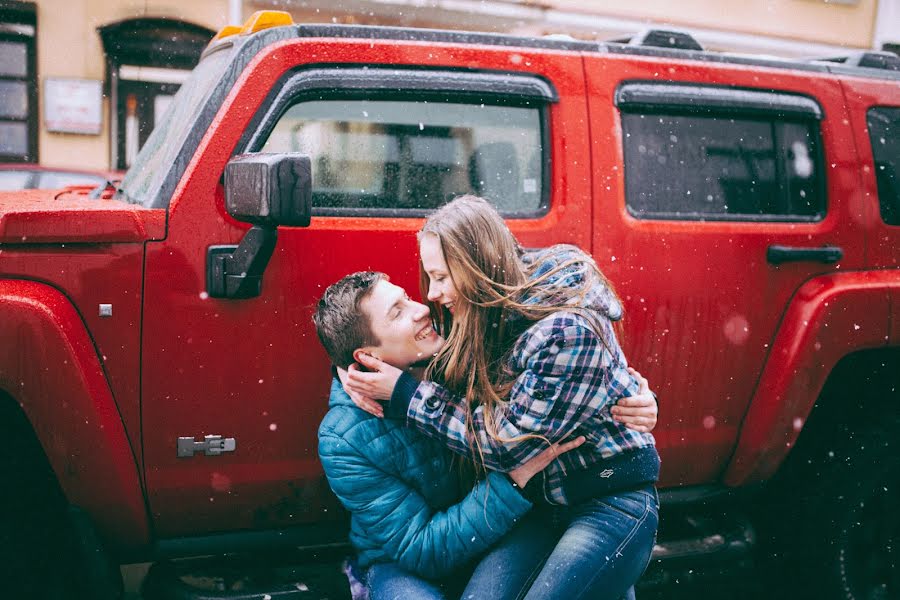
[610,367,658,433]
[338,366,384,418]
[345,353,403,401]
[508,436,586,489]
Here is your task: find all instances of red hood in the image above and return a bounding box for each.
[0,187,165,244]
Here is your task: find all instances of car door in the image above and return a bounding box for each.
[584,54,866,487]
[141,37,592,538]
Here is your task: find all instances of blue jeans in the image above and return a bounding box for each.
[366,527,554,600]
[465,486,658,600]
[366,561,474,600]
[365,515,568,600]
[367,486,657,600]
[460,516,560,600]
[526,486,658,600]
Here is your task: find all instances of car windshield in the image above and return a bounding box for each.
[116,46,233,207]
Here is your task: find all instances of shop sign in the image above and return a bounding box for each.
[44,78,103,135]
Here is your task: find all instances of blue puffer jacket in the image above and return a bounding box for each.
[318,378,532,579]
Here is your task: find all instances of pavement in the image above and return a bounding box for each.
[121,559,770,600]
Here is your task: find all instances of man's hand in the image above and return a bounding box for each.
[610,367,658,433]
[507,436,586,489]
[344,353,404,411]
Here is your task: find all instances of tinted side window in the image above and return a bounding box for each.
[866,107,900,226]
[621,104,824,221]
[260,100,544,216]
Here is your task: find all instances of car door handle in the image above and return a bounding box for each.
[766,245,843,265]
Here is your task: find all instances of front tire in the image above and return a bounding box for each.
[760,423,898,600]
[0,397,90,598]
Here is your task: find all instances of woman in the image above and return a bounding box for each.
[347,195,659,600]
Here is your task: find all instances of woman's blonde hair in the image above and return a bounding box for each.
[418,195,621,472]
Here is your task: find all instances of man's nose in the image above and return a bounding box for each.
[412,302,430,321]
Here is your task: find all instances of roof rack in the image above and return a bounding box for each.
[815,51,900,71]
[611,28,703,52]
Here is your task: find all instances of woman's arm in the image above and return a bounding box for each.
[349,312,640,471]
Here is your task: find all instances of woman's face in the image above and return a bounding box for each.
[419,233,460,314]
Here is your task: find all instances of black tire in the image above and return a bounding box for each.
[0,396,99,599]
[759,423,899,600]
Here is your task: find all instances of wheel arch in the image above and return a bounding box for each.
[724,270,900,486]
[0,279,151,551]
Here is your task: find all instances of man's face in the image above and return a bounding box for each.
[359,280,444,370]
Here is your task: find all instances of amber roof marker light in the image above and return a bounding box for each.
[208,10,294,47]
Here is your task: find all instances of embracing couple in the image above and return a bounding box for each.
[314,195,661,600]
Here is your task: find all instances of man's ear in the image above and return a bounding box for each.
[353,347,377,364]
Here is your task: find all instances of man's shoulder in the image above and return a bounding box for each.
[319,402,388,442]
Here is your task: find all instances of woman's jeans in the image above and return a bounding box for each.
[365,545,553,600]
[365,532,556,600]
[465,485,659,600]
[366,486,658,600]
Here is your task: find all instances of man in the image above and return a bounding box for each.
[314,271,657,599]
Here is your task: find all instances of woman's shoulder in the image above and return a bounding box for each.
[514,310,602,353]
[521,243,592,273]
[520,245,623,321]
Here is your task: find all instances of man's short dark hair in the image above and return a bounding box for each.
[313,271,386,369]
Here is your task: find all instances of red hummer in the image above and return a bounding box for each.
[0,11,897,600]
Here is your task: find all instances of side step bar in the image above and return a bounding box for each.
[641,510,756,590]
[143,500,757,599]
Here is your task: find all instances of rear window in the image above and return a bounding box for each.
[37,171,106,189]
[618,84,825,222]
[0,169,30,190]
[260,99,544,216]
[866,107,900,226]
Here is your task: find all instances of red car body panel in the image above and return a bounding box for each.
[839,76,900,270]
[0,280,150,549]
[585,53,867,486]
[143,37,593,537]
[0,189,165,243]
[0,23,897,555]
[724,270,896,485]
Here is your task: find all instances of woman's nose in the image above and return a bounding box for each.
[427,283,440,301]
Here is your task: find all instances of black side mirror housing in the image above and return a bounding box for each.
[224,153,312,227]
[207,154,312,299]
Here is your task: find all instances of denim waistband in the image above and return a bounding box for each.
[559,446,660,506]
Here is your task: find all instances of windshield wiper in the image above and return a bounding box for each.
[88,180,125,200]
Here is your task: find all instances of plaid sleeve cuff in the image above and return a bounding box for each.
[386,371,418,420]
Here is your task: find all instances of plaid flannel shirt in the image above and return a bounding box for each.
[402,245,656,505]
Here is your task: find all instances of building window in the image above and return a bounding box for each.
[0,1,37,162]
[98,18,214,170]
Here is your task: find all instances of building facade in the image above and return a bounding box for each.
[1,0,897,171]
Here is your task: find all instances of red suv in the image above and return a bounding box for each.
[0,11,897,600]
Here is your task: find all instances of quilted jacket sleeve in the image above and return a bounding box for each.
[318,425,532,579]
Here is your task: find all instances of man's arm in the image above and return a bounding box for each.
[318,427,531,579]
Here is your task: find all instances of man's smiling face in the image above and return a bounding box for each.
[358,280,444,370]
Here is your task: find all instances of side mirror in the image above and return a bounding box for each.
[224,153,312,227]
[207,153,313,299]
